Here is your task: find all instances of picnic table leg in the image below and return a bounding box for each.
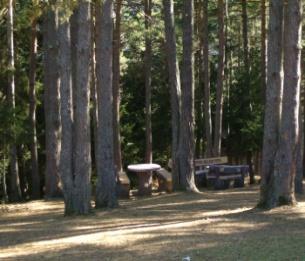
[137,172,152,196]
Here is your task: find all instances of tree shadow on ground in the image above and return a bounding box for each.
[1,185,305,260]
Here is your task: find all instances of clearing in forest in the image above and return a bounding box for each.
[1,186,305,260]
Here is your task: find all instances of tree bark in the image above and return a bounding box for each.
[95,0,118,208]
[295,98,303,194]
[261,0,267,100]
[202,0,212,157]
[7,0,21,202]
[179,0,197,192]
[58,7,74,214]
[260,0,302,208]
[28,18,40,199]
[259,0,284,207]
[213,0,225,157]
[242,0,249,77]
[73,0,92,214]
[145,0,153,164]
[113,0,123,173]
[273,0,302,206]
[2,151,8,202]
[43,7,61,199]
[162,0,182,190]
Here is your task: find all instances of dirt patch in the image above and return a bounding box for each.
[1,186,305,260]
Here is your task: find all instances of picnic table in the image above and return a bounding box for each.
[127,163,161,196]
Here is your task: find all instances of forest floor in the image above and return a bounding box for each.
[1,185,305,261]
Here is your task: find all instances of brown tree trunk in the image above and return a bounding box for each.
[261,0,267,100]
[202,0,212,157]
[95,0,118,208]
[73,0,92,213]
[145,0,153,164]
[178,0,198,192]
[260,0,302,208]
[259,0,284,208]
[2,152,8,202]
[58,6,74,214]
[91,2,98,172]
[28,18,40,199]
[162,0,182,190]
[113,0,123,173]
[213,0,225,157]
[43,7,61,199]
[295,98,303,194]
[7,0,21,202]
[242,0,255,184]
[273,0,302,205]
[242,0,249,77]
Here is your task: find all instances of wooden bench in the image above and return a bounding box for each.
[156,156,249,191]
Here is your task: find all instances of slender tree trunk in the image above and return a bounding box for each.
[43,7,61,198]
[202,0,212,157]
[273,0,302,206]
[73,0,92,214]
[195,0,202,158]
[144,0,153,163]
[242,0,254,184]
[91,2,99,174]
[70,9,78,124]
[2,151,8,202]
[58,7,74,214]
[295,99,303,194]
[7,0,21,202]
[259,0,284,207]
[242,0,249,76]
[28,18,40,199]
[162,0,182,190]
[261,0,267,100]
[178,0,197,192]
[213,0,225,157]
[113,0,123,173]
[303,53,305,180]
[95,0,118,208]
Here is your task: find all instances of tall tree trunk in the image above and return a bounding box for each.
[202,0,212,157]
[213,0,225,157]
[7,0,21,202]
[242,0,249,76]
[2,151,8,202]
[273,0,302,206]
[43,7,61,198]
[73,0,92,214]
[261,0,267,100]
[194,0,203,158]
[259,0,284,207]
[145,0,153,163]
[58,7,74,214]
[95,0,118,208]
[242,0,254,184]
[28,18,40,199]
[178,0,197,192]
[162,0,182,190]
[113,0,123,173]
[260,0,302,208]
[295,99,303,194]
[91,2,99,174]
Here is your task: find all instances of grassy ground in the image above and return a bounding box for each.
[1,185,305,261]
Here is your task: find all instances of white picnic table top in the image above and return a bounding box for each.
[127,163,161,173]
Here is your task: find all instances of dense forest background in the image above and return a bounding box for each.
[0,0,304,212]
